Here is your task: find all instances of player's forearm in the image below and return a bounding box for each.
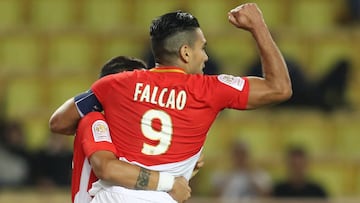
[252,24,292,100]
[90,151,159,190]
[49,98,80,135]
[106,160,159,190]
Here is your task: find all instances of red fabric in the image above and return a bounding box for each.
[71,112,117,203]
[91,67,249,166]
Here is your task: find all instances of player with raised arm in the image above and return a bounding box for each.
[50,3,291,202]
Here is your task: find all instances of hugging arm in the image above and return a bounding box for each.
[50,90,101,135]
[49,97,80,135]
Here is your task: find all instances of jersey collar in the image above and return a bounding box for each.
[149,67,186,74]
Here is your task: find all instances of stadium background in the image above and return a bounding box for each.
[0,0,359,202]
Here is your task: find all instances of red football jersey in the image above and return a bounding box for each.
[71,112,117,203]
[91,67,249,167]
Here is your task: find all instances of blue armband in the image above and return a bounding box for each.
[74,90,103,117]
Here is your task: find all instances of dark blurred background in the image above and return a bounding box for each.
[0,0,359,202]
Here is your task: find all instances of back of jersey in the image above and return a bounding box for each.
[91,67,249,176]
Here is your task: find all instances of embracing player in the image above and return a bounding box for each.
[50,3,291,202]
[55,56,192,203]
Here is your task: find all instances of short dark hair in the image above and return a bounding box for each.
[99,56,147,78]
[150,11,200,64]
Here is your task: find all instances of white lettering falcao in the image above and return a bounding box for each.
[133,83,187,110]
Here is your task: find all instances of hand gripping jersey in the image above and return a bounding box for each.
[91,67,249,180]
[71,112,117,203]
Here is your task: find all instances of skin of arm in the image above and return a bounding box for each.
[228,3,292,109]
[90,151,192,203]
[89,150,159,190]
[90,151,192,202]
[49,98,80,135]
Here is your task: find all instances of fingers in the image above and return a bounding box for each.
[227,3,264,30]
[170,177,191,203]
[227,12,238,26]
[190,169,199,179]
[196,160,205,168]
[230,5,242,14]
[179,176,191,192]
[229,3,258,15]
[194,161,204,170]
[185,186,191,201]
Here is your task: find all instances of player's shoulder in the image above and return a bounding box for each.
[187,73,217,80]
[105,69,145,82]
[113,69,142,77]
[188,74,248,94]
[187,73,245,85]
[180,74,219,88]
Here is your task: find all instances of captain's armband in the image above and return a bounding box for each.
[74,90,103,117]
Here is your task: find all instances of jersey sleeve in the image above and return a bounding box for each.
[76,112,117,157]
[90,75,116,107]
[208,74,250,111]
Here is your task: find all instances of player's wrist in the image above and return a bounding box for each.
[157,172,175,192]
[250,22,268,35]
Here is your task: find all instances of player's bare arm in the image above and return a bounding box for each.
[50,88,103,135]
[89,150,158,190]
[228,3,292,108]
[89,150,191,202]
[49,98,80,135]
[50,56,148,135]
[77,111,194,201]
[89,148,203,190]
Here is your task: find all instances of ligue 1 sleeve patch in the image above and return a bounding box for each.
[92,120,112,143]
[217,74,245,91]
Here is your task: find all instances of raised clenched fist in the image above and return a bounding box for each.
[227,3,266,32]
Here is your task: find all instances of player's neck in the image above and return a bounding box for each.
[155,62,188,73]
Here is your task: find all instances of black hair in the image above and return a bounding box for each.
[150,11,200,64]
[99,56,147,78]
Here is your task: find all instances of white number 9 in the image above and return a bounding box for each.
[141,109,173,155]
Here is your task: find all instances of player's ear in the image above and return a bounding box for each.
[179,45,191,63]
